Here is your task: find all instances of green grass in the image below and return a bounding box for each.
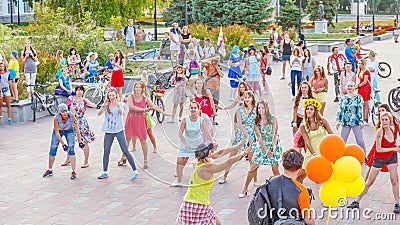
[125,61,172,76]
[332,20,394,30]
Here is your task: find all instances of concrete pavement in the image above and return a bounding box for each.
[1,38,400,224]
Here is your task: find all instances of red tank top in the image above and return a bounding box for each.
[194,93,213,118]
[375,126,397,159]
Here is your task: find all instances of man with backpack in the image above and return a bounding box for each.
[248,149,315,225]
[124,19,136,58]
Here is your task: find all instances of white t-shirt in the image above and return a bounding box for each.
[366,58,379,78]
[290,55,303,71]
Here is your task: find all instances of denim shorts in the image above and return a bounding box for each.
[373,153,397,168]
[282,55,291,61]
[2,86,11,97]
[49,129,75,156]
[126,40,136,47]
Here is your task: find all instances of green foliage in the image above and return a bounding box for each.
[305,0,337,27]
[192,0,273,33]
[163,0,194,27]
[277,0,299,31]
[189,23,210,40]
[210,25,254,50]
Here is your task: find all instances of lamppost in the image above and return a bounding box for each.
[298,0,302,37]
[356,0,360,35]
[154,0,157,41]
[372,0,375,33]
[184,0,188,26]
[336,3,339,23]
[17,0,20,26]
[10,0,14,29]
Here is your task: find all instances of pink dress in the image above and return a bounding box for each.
[125,96,148,140]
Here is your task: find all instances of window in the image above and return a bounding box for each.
[7,0,15,14]
[24,1,33,13]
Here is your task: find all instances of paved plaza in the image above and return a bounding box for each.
[1,39,400,224]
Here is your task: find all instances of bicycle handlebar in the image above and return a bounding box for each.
[24,83,48,88]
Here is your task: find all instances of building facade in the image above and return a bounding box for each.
[0,0,33,23]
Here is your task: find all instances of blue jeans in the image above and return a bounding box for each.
[49,128,75,156]
[290,70,302,97]
[62,90,75,97]
[103,131,137,172]
[351,61,356,73]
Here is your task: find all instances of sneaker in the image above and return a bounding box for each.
[218,179,227,184]
[70,171,77,180]
[280,77,285,80]
[179,118,182,122]
[42,169,53,177]
[131,171,139,180]
[363,121,369,126]
[98,172,108,179]
[334,97,339,102]
[167,118,174,123]
[394,203,400,213]
[347,201,359,209]
[7,119,12,125]
[170,182,183,187]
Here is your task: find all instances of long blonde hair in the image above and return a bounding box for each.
[105,88,120,114]
[302,105,324,133]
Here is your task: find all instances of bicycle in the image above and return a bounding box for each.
[388,78,400,112]
[26,83,59,122]
[148,79,166,123]
[369,89,381,126]
[140,63,171,89]
[362,55,391,78]
[73,68,104,83]
[132,47,158,61]
[82,74,111,107]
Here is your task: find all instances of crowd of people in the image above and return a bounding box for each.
[2,19,400,224]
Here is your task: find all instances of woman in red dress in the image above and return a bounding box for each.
[355,59,371,124]
[123,81,166,169]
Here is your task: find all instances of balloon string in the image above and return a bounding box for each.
[326,206,331,225]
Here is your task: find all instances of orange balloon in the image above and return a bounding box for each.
[319,134,345,162]
[344,144,366,165]
[305,155,333,183]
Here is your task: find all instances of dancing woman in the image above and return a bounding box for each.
[239,101,282,198]
[297,99,334,183]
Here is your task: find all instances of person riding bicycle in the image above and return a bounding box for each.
[83,52,99,83]
[327,46,346,102]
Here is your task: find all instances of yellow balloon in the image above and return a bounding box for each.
[343,176,365,197]
[319,180,347,207]
[333,156,361,183]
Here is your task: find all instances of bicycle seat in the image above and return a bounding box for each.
[374,89,380,93]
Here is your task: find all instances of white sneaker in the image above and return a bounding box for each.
[363,121,369,126]
[170,182,182,187]
[167,118,175,123]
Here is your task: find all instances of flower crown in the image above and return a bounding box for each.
[302,98,322,111]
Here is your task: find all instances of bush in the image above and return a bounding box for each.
[189,23,210,40]
[373,29,387,36]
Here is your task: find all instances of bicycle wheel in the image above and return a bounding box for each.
[388,87,400,112]
[31,95,38,122]
[378,62,391,78]
[370,101,380,126]
[46,94,59,116]
[155,97,165,123]
[150,92,156,117]
[84,87,104,106]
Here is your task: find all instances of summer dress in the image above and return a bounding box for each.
[71,97,95,144]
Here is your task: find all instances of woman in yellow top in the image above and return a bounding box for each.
[8,51,20,103]
[176,139,248,225]
[297,99,334,183]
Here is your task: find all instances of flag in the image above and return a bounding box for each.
[217,27,226,57]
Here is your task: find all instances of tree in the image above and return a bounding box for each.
[191,0,273,32]
[277,0,299,31]
[305,0,337,27]
[163,0,194,27]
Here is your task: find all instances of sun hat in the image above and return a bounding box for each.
[57,103,68,113]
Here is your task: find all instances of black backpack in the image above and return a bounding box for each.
[248,179,273,225]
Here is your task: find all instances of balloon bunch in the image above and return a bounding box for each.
[305,134,366,208]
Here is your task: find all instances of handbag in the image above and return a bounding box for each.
[54,86,64,95]
[266,66,272,75]
[35,60,40,66]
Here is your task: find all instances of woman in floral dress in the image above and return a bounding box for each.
[219,91,257,184]
[336,81,366,153]
[61,85,97,168]
[239,101,282,198]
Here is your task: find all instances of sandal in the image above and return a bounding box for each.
[143,160,148,169]
[81,164,89,168]
[118,158,127,166]
[61,161,70,166]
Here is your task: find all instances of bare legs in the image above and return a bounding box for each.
[320,102,326,116]
[176,157,189,183]
[363,100,369,122]
[282,61,287,79]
